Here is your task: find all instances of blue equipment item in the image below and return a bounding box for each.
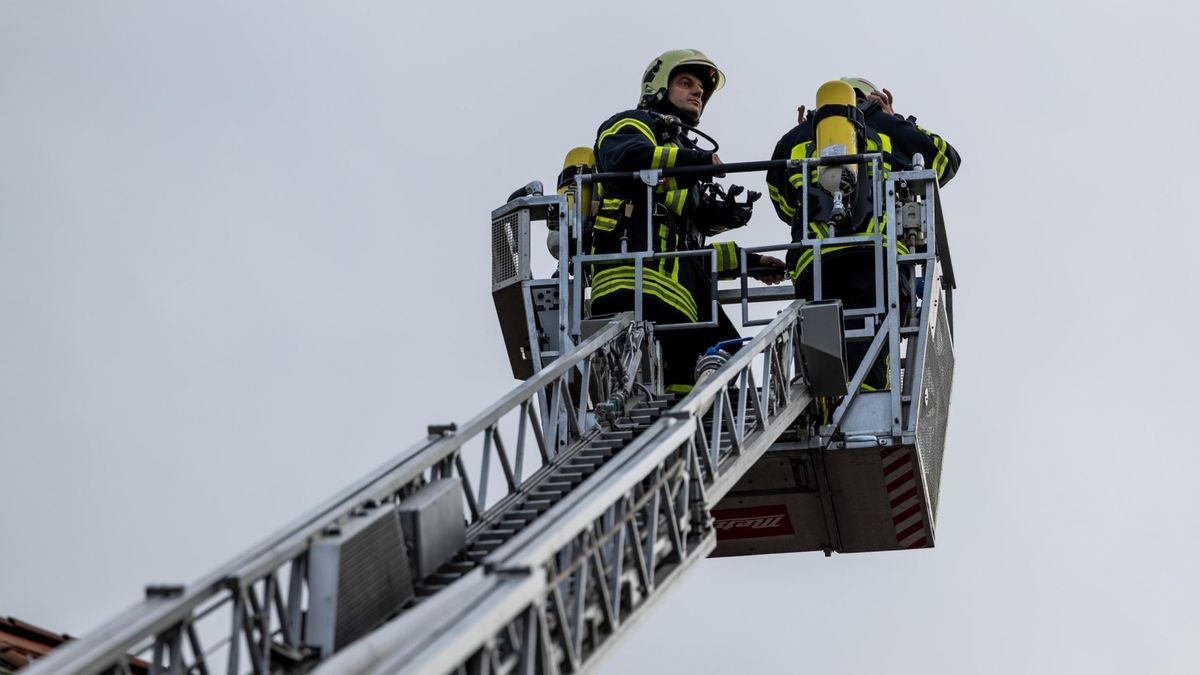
[693,336,752,386]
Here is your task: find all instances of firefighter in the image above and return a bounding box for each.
[766,77,961,390]
[589,49,785,394]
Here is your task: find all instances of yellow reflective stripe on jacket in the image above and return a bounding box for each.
[597,118,656,147]
[865,132,893,154]
[592,266,699,321]
[656,143,682,192]
[591,266,699,322]
[712,241,738,272]
[594,215,618,232]
[652,145,678,170]
[787,169,819,189]
[788,142,819,190]
[935,136,949,178]
[790,237,911,278]
[917,125,951,180]
[657,223,672,276]
[768,184,796,218]
[594,198,627,232]
[663,187,688,215]
[653,222,686,281]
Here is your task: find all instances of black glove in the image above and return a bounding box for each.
[745,252,787,279]
[694,183,761,237]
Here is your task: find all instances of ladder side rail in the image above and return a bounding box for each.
[221,311,639,571]
[464,319,650,537]
[25,315,639,675]
[51,155,897,675]
[674,301,814,503]
[493,300,807,566]
[341,303,815,675]
[310,568,546,675]
[486,411,699,573]
[337,413,712,675]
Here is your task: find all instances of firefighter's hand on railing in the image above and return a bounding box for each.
[746,254,787,285]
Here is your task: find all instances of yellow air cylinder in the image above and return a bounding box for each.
[552,147,595,260]
[814,80,859,196]
[558,146,595,217]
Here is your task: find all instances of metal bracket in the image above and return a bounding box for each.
[427,423,458,437]
[637,169,662,187]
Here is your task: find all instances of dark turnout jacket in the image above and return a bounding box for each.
[765,103,961,277]
[589,108,752,323]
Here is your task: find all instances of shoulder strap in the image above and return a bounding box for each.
[809,103,865,131]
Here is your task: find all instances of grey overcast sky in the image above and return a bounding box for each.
[2,1,1198,673]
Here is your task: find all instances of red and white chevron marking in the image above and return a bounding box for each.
[881,447,928,549]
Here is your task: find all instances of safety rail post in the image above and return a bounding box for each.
[884,157,904,437]
[558,175,575,359]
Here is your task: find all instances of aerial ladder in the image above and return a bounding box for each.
[28,86,957,675]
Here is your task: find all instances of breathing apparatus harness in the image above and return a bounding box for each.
[646,112,760,240]
[801,93,904,233]
[555,109,762,286]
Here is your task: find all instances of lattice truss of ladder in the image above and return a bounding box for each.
[27,302,811,675]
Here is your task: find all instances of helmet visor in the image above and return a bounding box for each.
[675,57,726,94]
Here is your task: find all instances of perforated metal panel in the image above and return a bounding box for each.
[491,212,529,290]
[306,506,414,656]
[397,478,465,579]
[915,291,954,520]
